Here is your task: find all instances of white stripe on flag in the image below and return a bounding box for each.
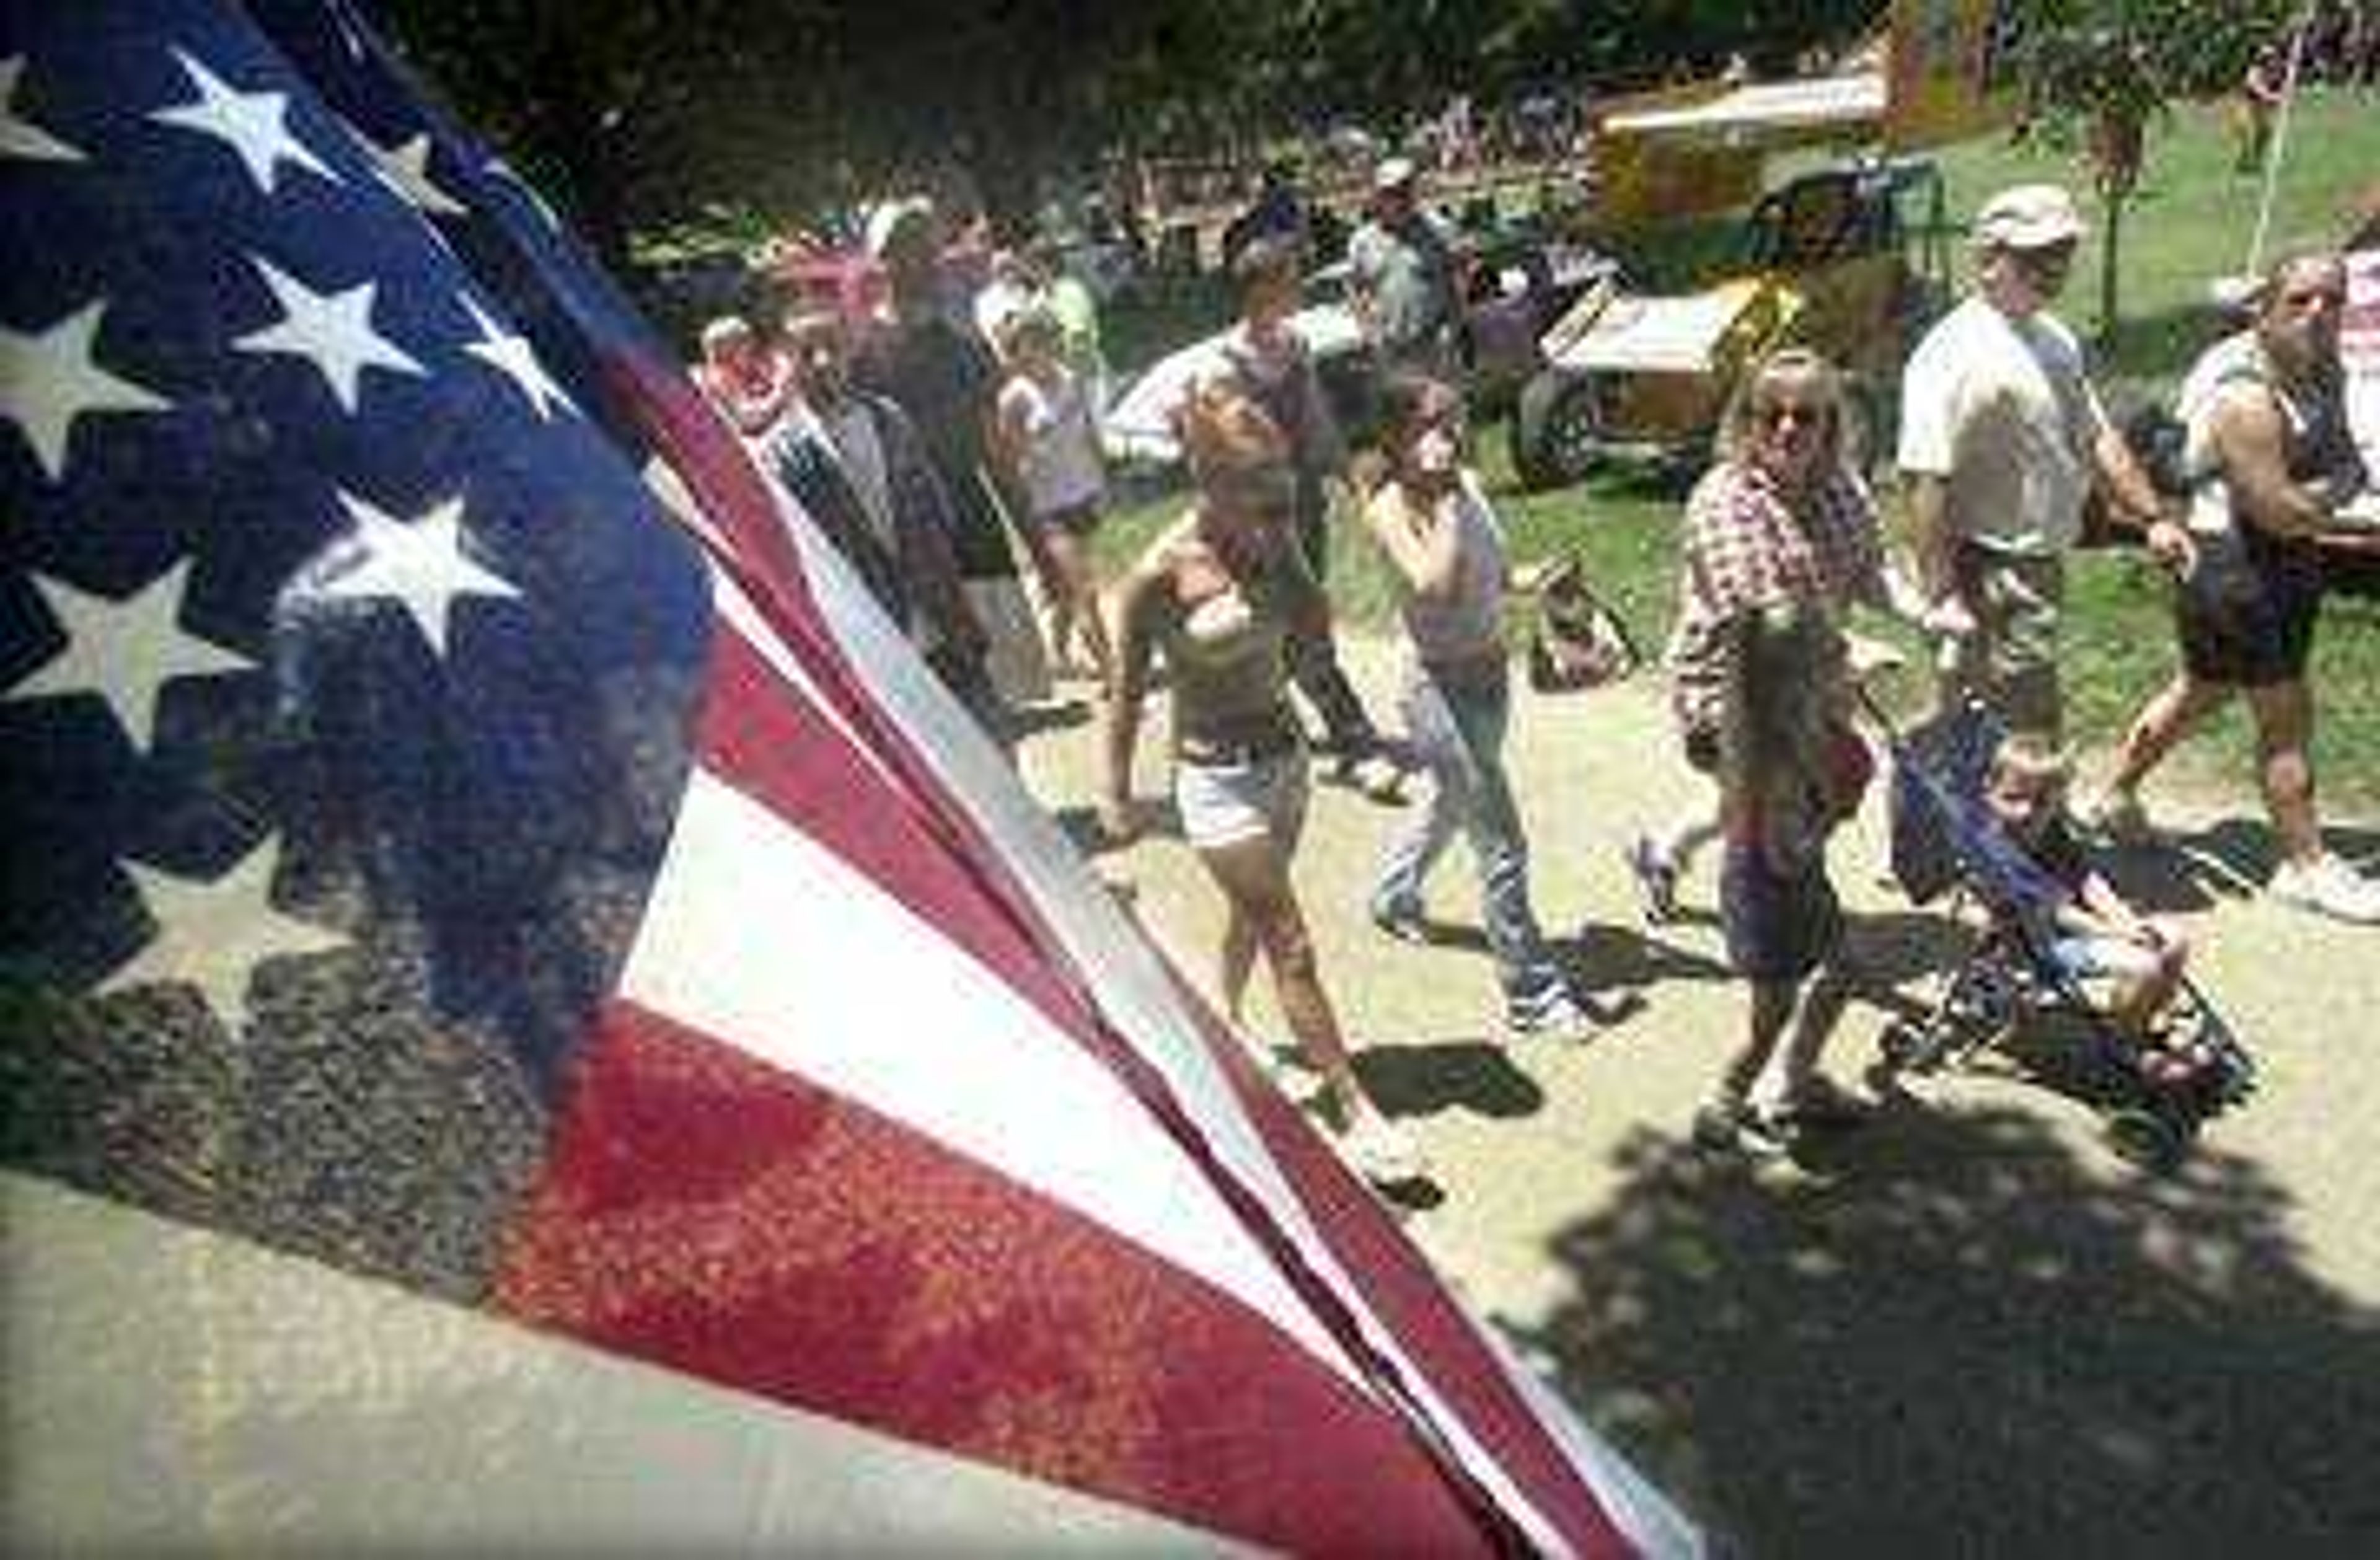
[1,1171,1256,1556]
[619,765,1360,1385]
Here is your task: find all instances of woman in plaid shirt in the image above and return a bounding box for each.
[1624,350,1964,924]
[1640,350,1964,1152]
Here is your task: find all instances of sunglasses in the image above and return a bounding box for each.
[1755,400,1828,430]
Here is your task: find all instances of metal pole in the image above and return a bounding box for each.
[2246,7,2316,280]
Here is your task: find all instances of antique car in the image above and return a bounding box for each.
[1508,156,1950,490]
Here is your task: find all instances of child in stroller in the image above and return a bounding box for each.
[1981,738,2212,1087]
[1874,705,2255,1168]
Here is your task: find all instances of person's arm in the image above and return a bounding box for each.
[2210,385,2347,541]
[2075,870,2159,945]
[1895,342,1965,601]
[988,379,1033,492]
[2092,416,2197,572]
[1363,485,1464,601]
[1100,558,1166,840]
[1346,228,1383,338]
[1836,474,1973,635]
[1902,473,1961,602]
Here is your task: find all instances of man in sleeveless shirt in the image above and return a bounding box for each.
[2087,253,2380,922]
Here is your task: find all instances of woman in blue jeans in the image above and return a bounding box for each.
[1361,374,1601,1042]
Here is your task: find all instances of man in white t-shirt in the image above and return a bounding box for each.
[1898,183,2187,743]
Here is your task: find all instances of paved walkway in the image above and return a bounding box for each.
[1020,635,2380,1554]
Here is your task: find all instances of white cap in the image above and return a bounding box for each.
[1973,183,2084,251]
[863,197,935,261]
[1373,155,1419,193]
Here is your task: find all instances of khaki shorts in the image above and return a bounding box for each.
[1944,544,2066,742]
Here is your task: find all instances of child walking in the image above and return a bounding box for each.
[992,307,1114,689]
[1695,602,1874,1153]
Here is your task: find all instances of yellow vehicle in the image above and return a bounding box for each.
[1510,156,1950,490]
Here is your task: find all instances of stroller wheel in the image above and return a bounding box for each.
[2106,1107,2188,1173]
[1879,1018,1926,1069]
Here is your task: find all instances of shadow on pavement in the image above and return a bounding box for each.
[2102,818,2380,917]
[1507,1108,2380,1556]
[1559,922,1734,998]
[1354,1038,1545,1122]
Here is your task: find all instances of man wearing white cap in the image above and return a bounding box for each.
[1347,155,1465,382]
[1898,182,2184,744]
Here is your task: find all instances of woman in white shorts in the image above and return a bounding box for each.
[1101,379,1422,1186]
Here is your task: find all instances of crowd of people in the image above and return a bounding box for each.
[688,167,2378,1187]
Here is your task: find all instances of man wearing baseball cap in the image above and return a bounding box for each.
[1346,154,1466,383]
[1898,182,2187,744]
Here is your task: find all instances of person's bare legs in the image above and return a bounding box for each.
[1043,526,1114,685]
[1196,835,1368,1121]
[1774,961,1853,1101]
[2107,927,2189,1040]
[2102,672,2232,803]
[2244,677,2321,866]
[1717,979,1799,1109]
[1219,901,1260,1026]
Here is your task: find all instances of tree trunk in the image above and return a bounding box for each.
[2089,108,2144,349]
[2099,189,2125,350]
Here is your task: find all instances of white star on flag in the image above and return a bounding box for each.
[149,48,335,195]
[100,834,350,1031]
[2,56,85,162]
[320,490,521,657]
[0,298,172,483]
[7,560,255,754]
[460,294,577,421]
[368,133,464,218]
[234,257,425,414]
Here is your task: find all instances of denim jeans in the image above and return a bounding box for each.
[1371,658,1564,1005]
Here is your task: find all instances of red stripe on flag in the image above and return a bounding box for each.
[493,1000,1500,1554]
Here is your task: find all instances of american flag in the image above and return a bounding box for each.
[0,2,1695,1552]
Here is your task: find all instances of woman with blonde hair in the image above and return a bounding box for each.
[1626,348,1963,923]
[1101,378,1423,1185]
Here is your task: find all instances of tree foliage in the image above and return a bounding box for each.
[371,0,1884,260]
[2011,0,2293,334]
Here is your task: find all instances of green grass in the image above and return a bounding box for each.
[1098,88,2380,813]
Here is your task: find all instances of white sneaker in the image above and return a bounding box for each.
[1508,986,1601,1046]
[2269,853,2380,924]
[1262,1044,1329,1107]
[1339,1109,1427,1186]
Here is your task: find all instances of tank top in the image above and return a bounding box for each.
[1377,474,1509,664]
[2179,331,2359,539]
[1150,525,1320,748]
[1000,368,1104,517]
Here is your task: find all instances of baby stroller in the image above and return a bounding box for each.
[1866,698,2257,1170]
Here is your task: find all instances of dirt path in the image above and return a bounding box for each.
[1020,635,2380,1554]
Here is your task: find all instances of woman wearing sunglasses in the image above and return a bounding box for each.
[1651,350,1961,1148]
[1629,349,1962,928]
